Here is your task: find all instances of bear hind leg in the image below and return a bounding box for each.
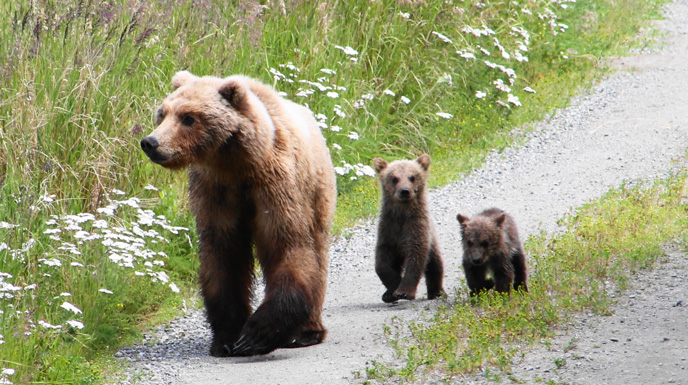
[511,249,528,292]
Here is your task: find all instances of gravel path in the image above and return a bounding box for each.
[115,1,688,384]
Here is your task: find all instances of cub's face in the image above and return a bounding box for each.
[373,155,430,203]
[140,71,248,169]
[457,214,505,265]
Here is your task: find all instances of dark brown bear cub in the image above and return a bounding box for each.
[373,154,445,303]
[457,208,528,296]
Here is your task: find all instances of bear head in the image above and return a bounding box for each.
[456,212,506,265]
[373,154,430,203]
[140,71,259,170]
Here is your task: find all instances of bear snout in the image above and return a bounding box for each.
[398,188,411,200]
[140,136,159,154]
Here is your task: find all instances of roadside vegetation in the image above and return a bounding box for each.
[0,0,669,383]
[363,171,688,384]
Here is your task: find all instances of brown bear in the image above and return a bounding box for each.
[456,208,528,296]
[140,71,337,357]
[372,154,445,303]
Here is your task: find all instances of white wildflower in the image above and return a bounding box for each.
[457,50,476,60]
[143,184,158,191]
[66,320,84,329]
[524,87,536,93]
[38,320,62,329]
[334,45,358,56]
[476,91,487,99]
[432,31,453,44]
[60,301,82,314]
[43,228,61,234]
[347,132,359,140]
[39,258,62,267]
[320,68,336,75]
[0,222,17,229]
[436,112,453,119]
[493,79,512,93]
[383,89,395,96]
[99,288,114,294]
[111,189,125,196]
[326,91,339,99]
[399,12,410,19]
[169,282,180,293]
[400,96,411,104]
[507,94,522,106]
[330,125,343,132]
[332,143,342,150]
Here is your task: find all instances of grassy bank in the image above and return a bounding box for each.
[363,172,688,383]
[0,0,668,383]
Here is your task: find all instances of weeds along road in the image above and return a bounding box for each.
[117,1,688,384]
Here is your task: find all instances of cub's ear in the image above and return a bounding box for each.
[373,157,388,174]
[218,77,249,111]
[494,213,507,228]
[416,154,431,171]
[172,71,197,90]
[457,213,470,226]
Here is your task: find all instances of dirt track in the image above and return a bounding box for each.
[117,1,688,383]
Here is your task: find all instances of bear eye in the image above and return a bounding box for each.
[409,176,416,183]
[466,241,474,247]
[480,241,489,248]
[181,114,195,126]
[155,110,165,125]
[391,177,399,185]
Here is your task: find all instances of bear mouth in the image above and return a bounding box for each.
[144,150,179,165]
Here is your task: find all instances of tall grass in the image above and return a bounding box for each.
[0,0,668,383]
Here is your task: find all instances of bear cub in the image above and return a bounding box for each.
[373,154,445,303]
[457,208,528,296]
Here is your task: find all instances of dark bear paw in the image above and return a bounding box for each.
[427,289,446,300]
[209,339,234,357]
[382,290,399,303]
[393,290,415,301]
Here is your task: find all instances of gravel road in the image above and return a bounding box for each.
[115,1,688,383]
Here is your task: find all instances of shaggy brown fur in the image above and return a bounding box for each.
[141,71,336,357]
[373,154,445,303]
[457,208,528,296]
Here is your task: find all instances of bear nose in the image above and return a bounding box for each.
[399,188,410,199]
[140,136,159,154]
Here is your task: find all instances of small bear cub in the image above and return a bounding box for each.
[373,154,445,303]
[457,208,528,296]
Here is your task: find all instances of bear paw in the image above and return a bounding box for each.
[382,290,399,303]
[393,290,415,301]
[209,340,234,357]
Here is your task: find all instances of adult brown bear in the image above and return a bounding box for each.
[140,71,336,357]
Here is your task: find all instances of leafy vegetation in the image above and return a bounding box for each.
[0,0,669,383]
[364,173,688,383]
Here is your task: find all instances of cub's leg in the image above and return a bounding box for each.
[376,244,403,303]
[463,262,494,296]
[424,242,445,300]
[511,249,529,292]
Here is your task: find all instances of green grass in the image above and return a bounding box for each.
[0,0,669,383]
[364,172,688,383]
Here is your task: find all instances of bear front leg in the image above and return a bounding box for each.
[491,259,516,294]
[510,250,529,292]
[198,228,254,357]
[424,242,445,300]
[231,251,315,356]
[394,245,429,301]
[375,244,403,303]
[463,262,494,296]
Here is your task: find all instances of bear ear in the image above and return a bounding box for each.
[218,77,249,111]
[416,154,431,171]
[373,157,388,174]
[457,213,469,225]
[171,71,197,90]
[494,213,507,228]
